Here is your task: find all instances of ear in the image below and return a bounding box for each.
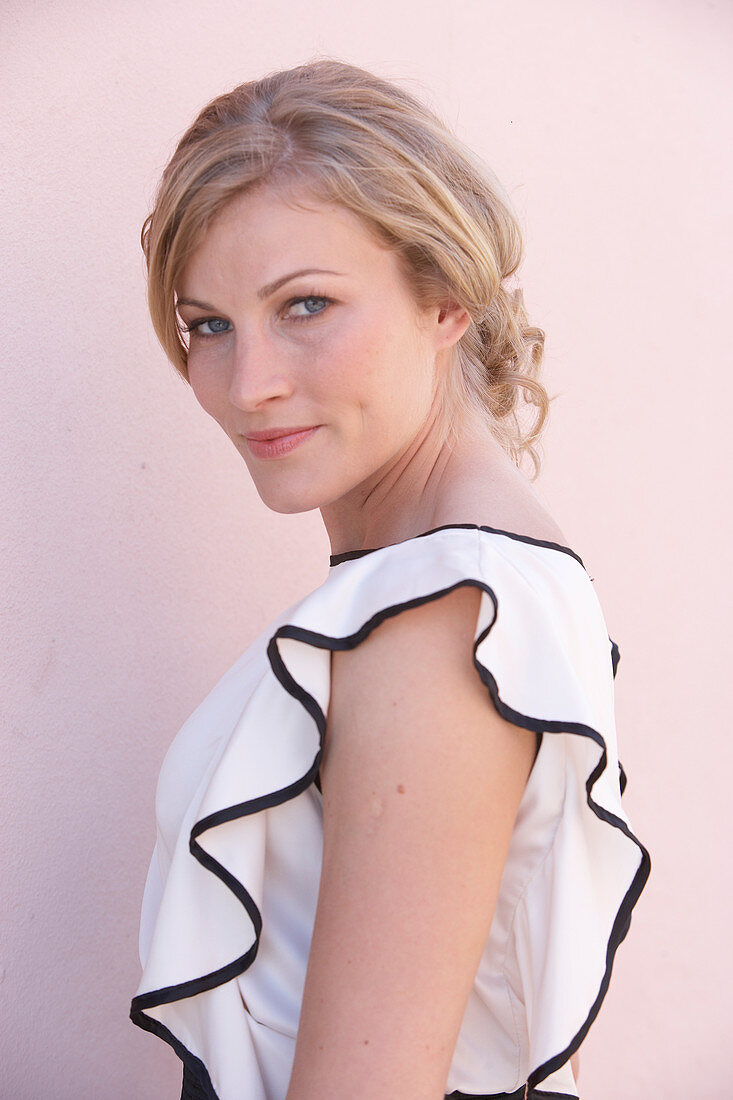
[434,300,472,352]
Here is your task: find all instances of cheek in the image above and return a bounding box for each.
[187,354,225,419]
[354,322,433,415]
[306,320,371,404]
[329,311,399,388]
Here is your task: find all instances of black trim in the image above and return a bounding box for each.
[131,766,321,1013]
[328,522,586,570]
[610,639,627,795]
[446,1090,526,1099]
[131,572,650,1096]
[610,637,621,678]
[130,652,323,1021]
[181,1055,220,1100]
[528,1091,578,1099]
[129,1009,220,1099]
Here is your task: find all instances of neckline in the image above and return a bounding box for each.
[328,522,587,571]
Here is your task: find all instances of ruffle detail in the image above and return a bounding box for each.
[131,524,650,1099]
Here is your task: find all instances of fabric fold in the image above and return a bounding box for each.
[131,523,650,1099]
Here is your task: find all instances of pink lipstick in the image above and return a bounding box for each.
[244,426,320,459]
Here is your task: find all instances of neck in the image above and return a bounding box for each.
[320,398,491,558]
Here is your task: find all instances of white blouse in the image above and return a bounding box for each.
[131,523,650,1100]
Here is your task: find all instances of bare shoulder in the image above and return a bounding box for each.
[321,582,534,815]
[330,584,482,695]
[434,432,571,548]
[323,584,487,773]
[441,482,568,548]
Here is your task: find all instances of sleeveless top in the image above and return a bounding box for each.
[130,523,651,1100]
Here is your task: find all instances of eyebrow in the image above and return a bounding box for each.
[177,268,346,311]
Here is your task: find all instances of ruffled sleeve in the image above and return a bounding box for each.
[131,523,650,1100]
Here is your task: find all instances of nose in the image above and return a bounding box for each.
[227,334,295,410]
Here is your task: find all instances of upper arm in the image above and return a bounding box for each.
[285,584,537,1100]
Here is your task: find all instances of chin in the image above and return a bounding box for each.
[252,479,328,516]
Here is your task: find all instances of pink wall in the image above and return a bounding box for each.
[2,1,731,1096]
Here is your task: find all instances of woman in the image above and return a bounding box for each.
[131,59,650,1100]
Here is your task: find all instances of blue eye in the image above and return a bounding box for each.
[181,297,332,339]
[183,318,232,338]
[286,296,331,321]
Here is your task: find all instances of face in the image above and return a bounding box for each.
[177,185,465,515]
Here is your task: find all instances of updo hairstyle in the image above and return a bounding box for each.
[142,58,550,476]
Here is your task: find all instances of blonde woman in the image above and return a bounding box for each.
[131,59,650,1100]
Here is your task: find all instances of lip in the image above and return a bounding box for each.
[244,426,317,441]
[244,425,321,459]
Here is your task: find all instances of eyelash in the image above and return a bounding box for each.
[181,294,333,338]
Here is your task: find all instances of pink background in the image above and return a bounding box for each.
[2,1,731,1096]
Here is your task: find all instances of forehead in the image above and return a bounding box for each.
[178,185,395,298]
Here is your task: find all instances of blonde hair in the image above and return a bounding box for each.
[142,58,550,476]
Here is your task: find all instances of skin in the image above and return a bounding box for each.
[177,185,580,1097]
